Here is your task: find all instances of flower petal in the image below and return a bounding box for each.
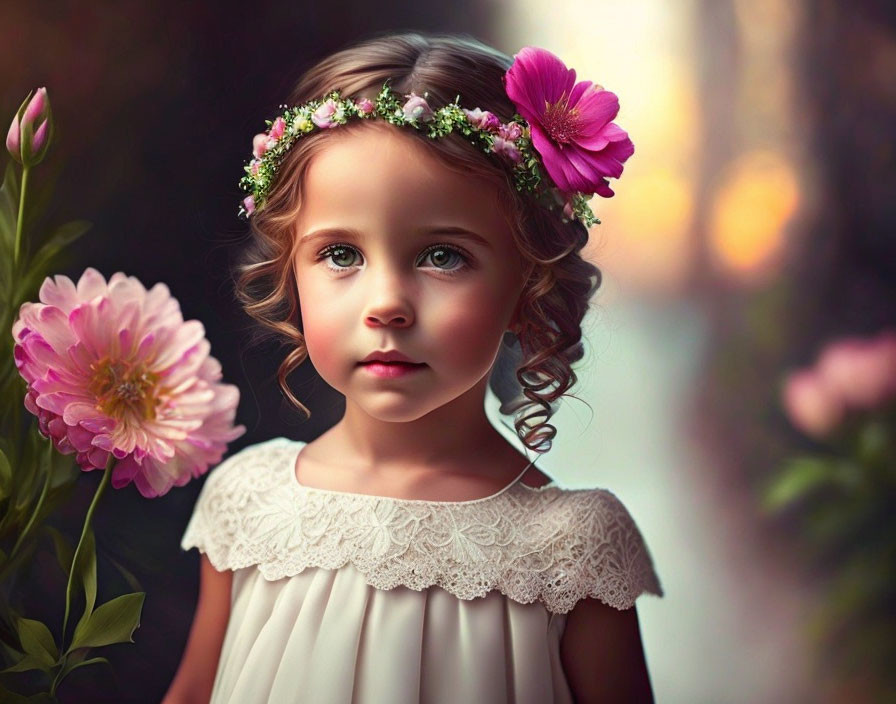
[505,46,576,123]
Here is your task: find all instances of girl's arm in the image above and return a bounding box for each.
[161,554,233,704]
[559,598,655,703]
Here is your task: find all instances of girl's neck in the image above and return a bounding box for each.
[323,375,504,473]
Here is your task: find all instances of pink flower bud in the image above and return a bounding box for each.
[562,200,575,220]
[252,133,269,159]
[402,93,434,122]
[491,136,522,164]
[463,108,500,132]
[22,88,47,125]
[782,369,844,438]
[498,122,523,140]
[250,159,261,176]
[31,120,49,154]
[7,87,53,167]
[356,97,375,115]
[312,99,339,129]
[242,196,255,215]
[6,114,21,164]
[269,116,286,140]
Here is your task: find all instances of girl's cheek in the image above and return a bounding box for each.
[300,298,349,376]
[427,295,507,366]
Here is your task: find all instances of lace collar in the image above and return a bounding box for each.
[181,436,665,613]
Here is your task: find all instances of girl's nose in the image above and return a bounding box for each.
[362,270,415,329]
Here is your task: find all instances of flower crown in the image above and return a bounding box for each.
[239,47,634,228]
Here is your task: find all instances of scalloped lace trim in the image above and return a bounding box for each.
[181,437,663,613]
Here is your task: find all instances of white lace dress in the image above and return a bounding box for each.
[180,436,663,704]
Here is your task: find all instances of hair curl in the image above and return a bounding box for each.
[233,30,602,453]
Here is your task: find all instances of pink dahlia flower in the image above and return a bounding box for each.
[503,47,635,197]
[12,268,246,498]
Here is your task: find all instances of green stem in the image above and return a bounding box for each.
[13,165,28,267]
[8,440,53,562]
[60,456,112,647]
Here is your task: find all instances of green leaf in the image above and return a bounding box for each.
[0,447,11,501]
[761,457,841,511]
[0,160,20,293]
[71,527,97,637]
[0,652,50,674]
[44,524,74,578]
[58,654,110,682]
[15,219,91,302]
[15,617,59,668]
[106,552,144,594]
[69,592,145,651]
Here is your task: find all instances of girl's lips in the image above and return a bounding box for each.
[359,361,427,378]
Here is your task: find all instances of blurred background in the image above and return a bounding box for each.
[2,0,895,701]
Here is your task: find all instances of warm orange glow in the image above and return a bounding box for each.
[709,150,800,276]
[596,166,694,291]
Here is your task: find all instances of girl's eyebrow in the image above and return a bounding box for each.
[299,226,492,249]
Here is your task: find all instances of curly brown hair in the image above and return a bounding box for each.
[233,30,602,453]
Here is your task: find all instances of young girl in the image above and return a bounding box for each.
[164,30,663,704]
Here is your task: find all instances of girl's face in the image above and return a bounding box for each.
[292,124,527,423]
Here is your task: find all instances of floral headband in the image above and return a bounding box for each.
[239,46,634,228]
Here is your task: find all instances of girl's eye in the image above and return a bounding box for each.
[318,244,363,271]
[316,243,470,275]
[417,245,469,274]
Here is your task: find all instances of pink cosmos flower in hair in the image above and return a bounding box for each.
[503,47,634,197]
[12,268,246,498]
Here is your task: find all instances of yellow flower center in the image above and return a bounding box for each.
[89,356,161,421]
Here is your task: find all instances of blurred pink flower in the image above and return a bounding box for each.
[782,369,845,438]
[252,133,269,159]
[312,99,340,129]
[269,116,286,140]
[503,47,634,197]
[497,122,523,141]
[12,268,245,498]
[401,93,434,122]
[816,331,896,410]
[355,97,374,115]
[463,108,500,132]
[491,136,522,164]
